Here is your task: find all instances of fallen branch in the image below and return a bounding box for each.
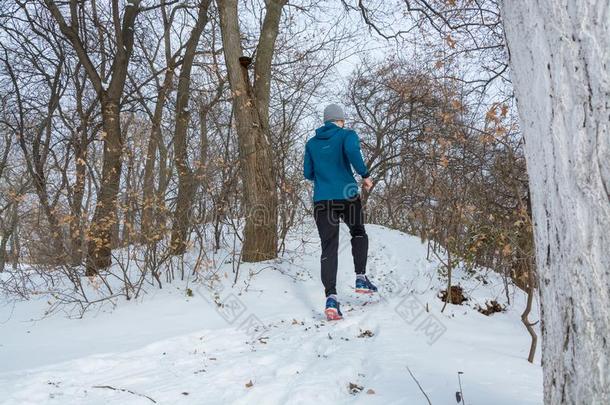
[407,366,432,405]
[92,385,157,403]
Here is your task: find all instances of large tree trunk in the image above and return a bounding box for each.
[501,1,609,403]
[217,0,283,262]
[86,100,124,272]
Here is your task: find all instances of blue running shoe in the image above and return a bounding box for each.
[355,275,378,294]
[325,296,343,321]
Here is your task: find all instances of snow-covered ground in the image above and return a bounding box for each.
[0,224,542,404]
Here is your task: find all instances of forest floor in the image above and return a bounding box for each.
[0,224,543,404]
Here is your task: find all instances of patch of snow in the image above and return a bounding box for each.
[0,223,542,404]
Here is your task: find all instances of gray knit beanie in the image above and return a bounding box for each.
[323,104,346,122]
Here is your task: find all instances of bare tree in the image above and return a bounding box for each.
[44,0,142,274]
[217,0,286,261]
[502,1,609,402]
[2,40,67,263]
[137,4,181,244]
[170,0,212,254]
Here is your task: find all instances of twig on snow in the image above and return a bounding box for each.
[92,385,157,403]
[406,366,432,405]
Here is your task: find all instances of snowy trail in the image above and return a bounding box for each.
[0,225,543,404]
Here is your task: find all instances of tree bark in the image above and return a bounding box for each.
[217,0,283,262]
[501,1,609,403]
[87,99,123,271]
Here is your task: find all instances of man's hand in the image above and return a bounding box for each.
[362,177,373,192]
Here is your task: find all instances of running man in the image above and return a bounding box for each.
[303,104,378,321]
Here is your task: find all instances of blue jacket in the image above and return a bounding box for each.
[303,121,369,202]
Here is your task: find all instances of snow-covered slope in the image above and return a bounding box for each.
[0,224,542,404]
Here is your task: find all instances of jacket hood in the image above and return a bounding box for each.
[315,121,342,140]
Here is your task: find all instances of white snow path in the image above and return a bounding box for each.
[0,225,543,404]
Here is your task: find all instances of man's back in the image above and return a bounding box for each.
[303,121,369,202]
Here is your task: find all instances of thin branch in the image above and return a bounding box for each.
[407,366,432,405]
[92,385,157,403]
